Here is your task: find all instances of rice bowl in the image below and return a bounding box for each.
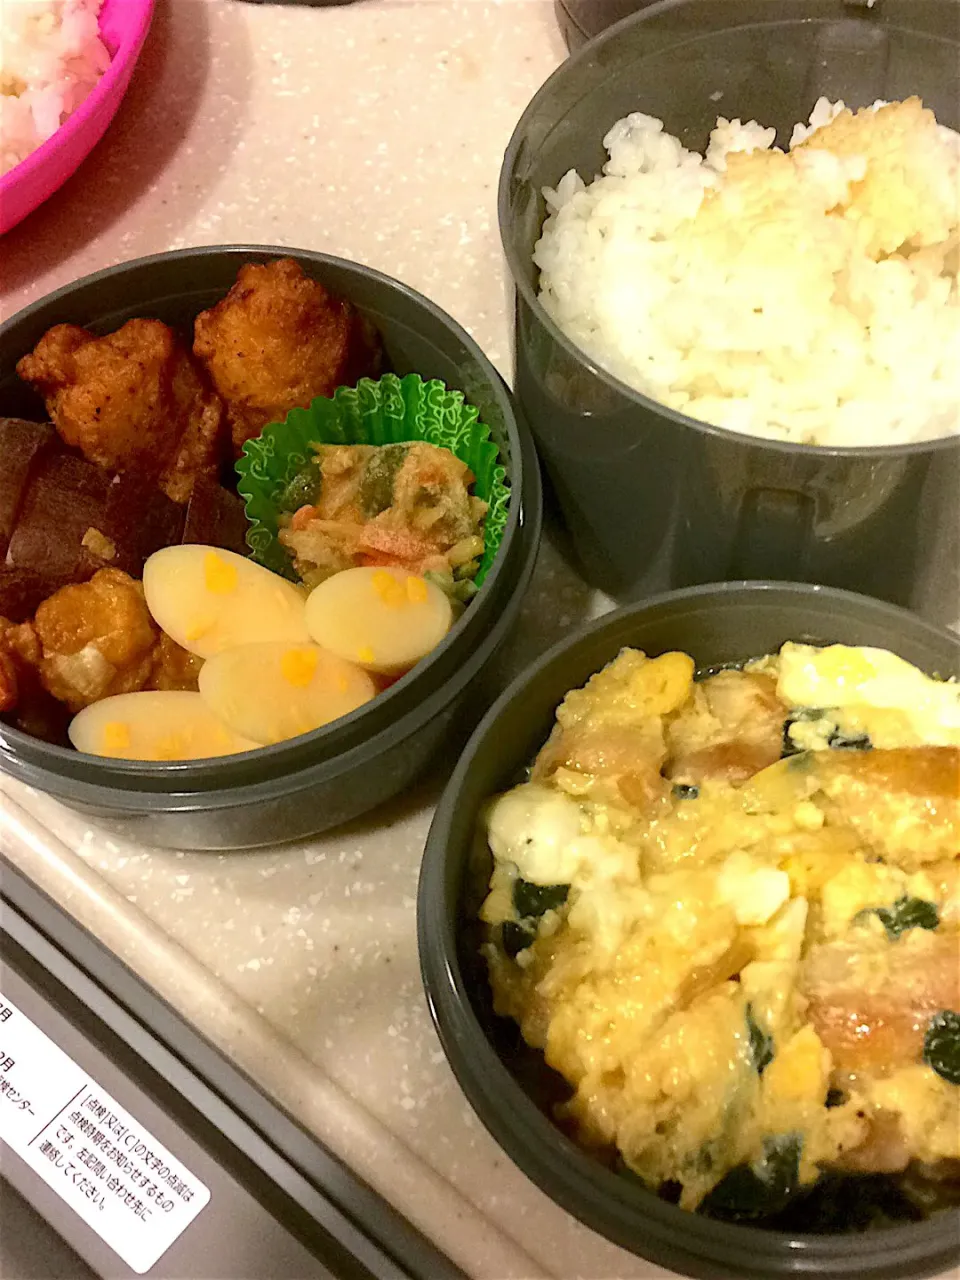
[0,0,111,178]
[535,98,960,448]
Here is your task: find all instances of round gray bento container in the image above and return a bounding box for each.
[500,0,960,618]
[0,246,543,850]
[419,581,960,1280]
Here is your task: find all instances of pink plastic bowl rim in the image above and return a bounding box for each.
[0,0,156,216]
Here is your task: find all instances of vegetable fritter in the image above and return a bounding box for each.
[279,441,487,589]
[31,568,159,712]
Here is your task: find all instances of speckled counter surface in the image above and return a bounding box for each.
[0,1,675,1277]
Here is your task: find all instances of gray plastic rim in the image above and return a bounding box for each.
[0,245,537,807]
[497,0,960,466]
[418,580,960,1280]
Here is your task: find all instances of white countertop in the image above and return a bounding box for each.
[1,5,958,1280]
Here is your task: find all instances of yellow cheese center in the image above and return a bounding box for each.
[280,647,319,688]
[102,721,131,754]
[204,551,238,595]
[155,734,187,760]
[372,570,406,607]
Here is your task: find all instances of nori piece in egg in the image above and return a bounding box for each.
[501,921,536,959]
[746,1004,775,1075]
[514,880,569,920]
[923,1010,960,1085]
[698,1135,801,1223]
[672,782,700,800]
[856,895,940,941]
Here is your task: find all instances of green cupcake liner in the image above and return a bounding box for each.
[236,373,510,587]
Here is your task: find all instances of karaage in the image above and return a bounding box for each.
[147,632,204,693]
[32,568,159,712]
[0,617,39,714]
[193,258,382,453]
[0,615,69,743]
[17,320,225,503]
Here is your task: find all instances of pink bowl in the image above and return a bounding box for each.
[0,0,156,236]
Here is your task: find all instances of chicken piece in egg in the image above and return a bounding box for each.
[814,746,960,869]
[531,649,695,810]
[666,668,786,785]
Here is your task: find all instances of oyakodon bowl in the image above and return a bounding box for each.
[500,0,960,619]
[0,246,542,850]
[418,582,960,1280]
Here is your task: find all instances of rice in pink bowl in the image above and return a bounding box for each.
[0,0,111,177]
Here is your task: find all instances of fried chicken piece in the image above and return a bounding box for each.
[147,632,203,692]
[193,259,382,453]
[0,617,40,714]
[0,643,16,716]
[17,320,225,503]
[33,568,159,713]
[0,615,71,743]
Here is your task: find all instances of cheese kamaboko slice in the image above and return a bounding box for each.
[198,642,376,745]
[305,567,452,676]
[143,545,309,659]
[70,691,258,761]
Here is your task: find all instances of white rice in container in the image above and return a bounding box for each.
[535,98,960,447]
[0,0,110,178]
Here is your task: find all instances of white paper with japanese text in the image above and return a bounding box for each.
[0,988,210,1274]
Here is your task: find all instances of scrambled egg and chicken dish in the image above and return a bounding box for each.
[481,644,960,1224]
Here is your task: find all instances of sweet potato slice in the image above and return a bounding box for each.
[0,569,65,624]
[0,418,57,557]
[7,453,112,583]
[181,476,249,556]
